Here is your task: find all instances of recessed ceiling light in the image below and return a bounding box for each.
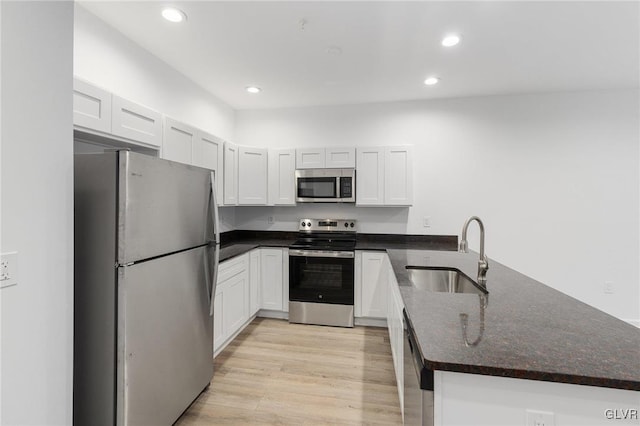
[424,77,440,86]
[246,86,261,94]
[162,7,187,23]
[442,34,461,47]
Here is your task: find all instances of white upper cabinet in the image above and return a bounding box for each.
[356,147,385,205]
[295,147,356,169]
[223,142,239,205]
[73,78,112,133]
[111,95,163,147]
[193,131,224,204]
[268,148,296,206]
[384,146,413,206]
[325,147,356,168]
[356,145,412,207]
[162,118,194,165]
[238,146,268,205]
[296,148,325,169]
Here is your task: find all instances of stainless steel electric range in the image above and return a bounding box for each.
[288,218,356,327]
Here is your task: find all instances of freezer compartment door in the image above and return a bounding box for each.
[116,245,215,426]
[118,151,218,264]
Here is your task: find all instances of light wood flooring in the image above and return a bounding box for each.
[175,317,402,425]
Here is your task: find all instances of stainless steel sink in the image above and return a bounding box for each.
[406,268,488,295]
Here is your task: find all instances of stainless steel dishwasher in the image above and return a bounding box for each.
[403,309,434,425]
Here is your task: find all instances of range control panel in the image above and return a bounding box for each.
[298,218,357,232]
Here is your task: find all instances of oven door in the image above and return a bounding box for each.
[289,250,354,305]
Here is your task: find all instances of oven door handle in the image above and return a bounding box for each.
[289,249,355,259]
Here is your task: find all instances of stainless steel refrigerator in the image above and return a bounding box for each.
[73,150,220,425]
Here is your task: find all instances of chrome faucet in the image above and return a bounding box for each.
[459,216,489,287]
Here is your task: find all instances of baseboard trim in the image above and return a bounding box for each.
[214,314,257,358]
[355,317,387,328]
[257,309,289,320]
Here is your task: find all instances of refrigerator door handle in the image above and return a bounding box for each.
[203,246,212,307]
[210,171,220,244]
[209,246,219,316]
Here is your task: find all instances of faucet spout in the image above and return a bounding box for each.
[459,216,489,287]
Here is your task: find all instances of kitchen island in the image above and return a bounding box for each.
[390,248,640,425]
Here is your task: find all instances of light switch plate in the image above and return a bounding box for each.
[0,252,19,288]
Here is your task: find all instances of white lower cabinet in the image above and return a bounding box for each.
[387,259,404,415]
[249,249,261,316]
[356,251,389,318]
[213,253,249,354]
[214,248,289,354]
[260,248,285,311]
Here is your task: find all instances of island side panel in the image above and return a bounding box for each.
[434,371,640,426]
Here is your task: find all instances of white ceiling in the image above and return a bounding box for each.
[78,1,639,110]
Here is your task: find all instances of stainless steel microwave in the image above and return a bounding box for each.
[295,168,355,203]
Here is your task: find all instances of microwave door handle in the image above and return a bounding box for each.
[336,177,340,199]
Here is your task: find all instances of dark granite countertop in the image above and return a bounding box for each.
[218,230,456,261]
[220,239,296,262]
[389,249,640,391]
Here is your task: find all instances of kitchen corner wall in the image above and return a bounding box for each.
[73,3,237,234]
[235,89,640,324]
[73,4,236,143]
[1,1,74,424]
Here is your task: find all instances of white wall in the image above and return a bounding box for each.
[0,1,74,424]
[235,90,640,323]
[74,4,236,142]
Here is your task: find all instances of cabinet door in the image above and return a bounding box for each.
[194,131,224,205]
[296,148,325,169]
[162,118,194,165]
[249,249,261,316]
[223,142,239,205]
[238,146,268,205]
[360,251,388,318]
[213,284,224,353]
[260,248,284,311]
[111,95,162,147]
[384,146,413,206]
[223,272,249,337]
[268,148,296,205]
[73,78,112,133]
[325,147,356,168]
[356,147,385,205]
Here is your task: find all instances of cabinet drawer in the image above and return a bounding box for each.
[218,254,248,283]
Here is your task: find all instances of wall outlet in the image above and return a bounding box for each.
[423,216,431,228]
[0,252,19,288]
[526,409,555,426]
[604,281,614,294]
[267,216,275,224]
